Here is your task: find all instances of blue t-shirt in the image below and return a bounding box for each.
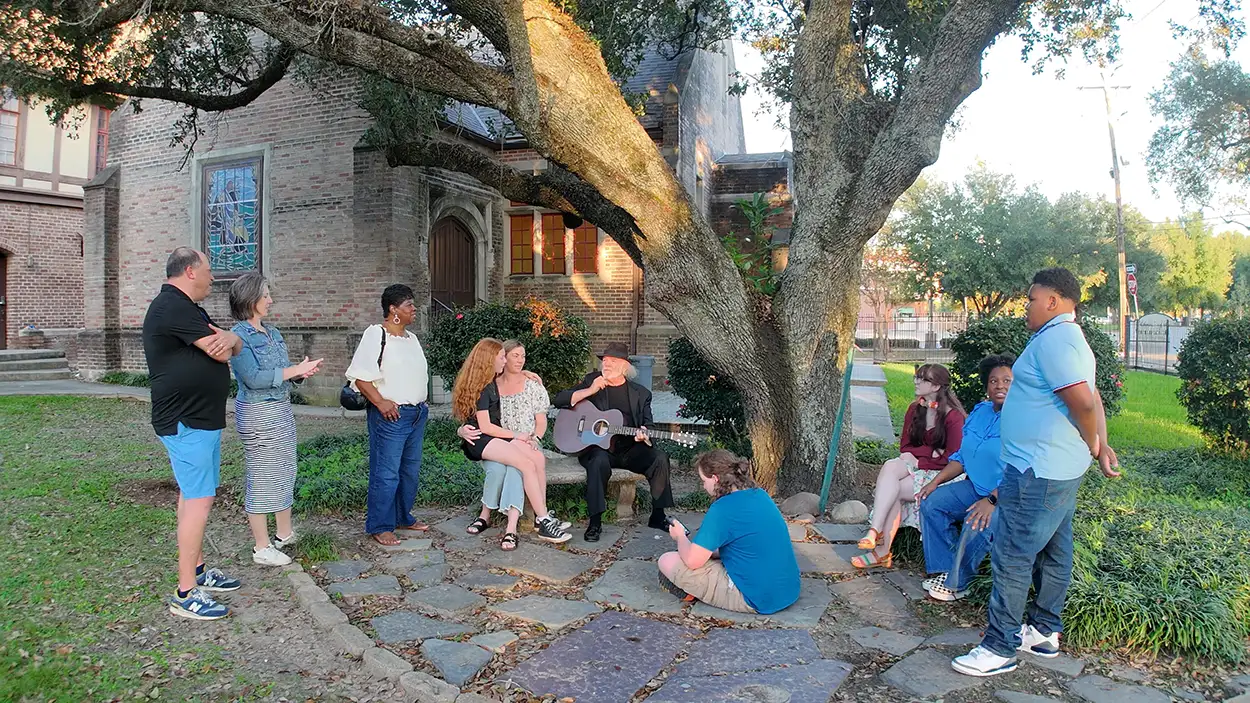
[1000,313,1097,481]
[693,488,800,614]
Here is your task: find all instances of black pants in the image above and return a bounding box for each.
[578,441,675,516]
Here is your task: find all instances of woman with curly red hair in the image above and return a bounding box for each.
[452,338,570,545]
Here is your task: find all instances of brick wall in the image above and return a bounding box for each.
[0,199,84,348]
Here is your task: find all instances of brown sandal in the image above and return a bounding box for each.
[500,532,518,551]
[372,531,400,546]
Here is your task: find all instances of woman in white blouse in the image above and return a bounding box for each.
[345,284,431,547]
[460,339,568,549]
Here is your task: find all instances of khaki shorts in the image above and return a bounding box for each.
[670,559,755,614]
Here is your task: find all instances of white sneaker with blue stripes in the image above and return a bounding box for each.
[1018,624,1060,658]
[952,646,1019,677]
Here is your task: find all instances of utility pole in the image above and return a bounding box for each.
[1078,73,1131,363]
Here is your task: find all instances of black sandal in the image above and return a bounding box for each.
[466,517,490,535]
[500,532,518,551]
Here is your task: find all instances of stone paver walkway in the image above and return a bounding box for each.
[284,507,1196,703]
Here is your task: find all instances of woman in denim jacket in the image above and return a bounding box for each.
[229,273,322,567]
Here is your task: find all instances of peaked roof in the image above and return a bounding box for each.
[440,47,685,144]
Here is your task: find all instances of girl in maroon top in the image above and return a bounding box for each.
[854,363,966,569]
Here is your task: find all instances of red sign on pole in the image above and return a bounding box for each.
[1126,272,1138,296]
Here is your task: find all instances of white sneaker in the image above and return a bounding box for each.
[1018,624,1060,658]
[253,544,293,566]
[922,573,947,591]
[927,581,970,601]
[273,531,298,550]
[951,646,1018,677]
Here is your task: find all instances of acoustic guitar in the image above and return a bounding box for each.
[552,400,701,453]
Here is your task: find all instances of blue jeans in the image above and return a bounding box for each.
[981,465,1083,658]
[481,460,525,514]
[919,479,997,590]
[366,403,428,534]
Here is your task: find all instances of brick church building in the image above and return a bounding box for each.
[52,41,792,401]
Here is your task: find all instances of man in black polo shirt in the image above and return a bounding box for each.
[553,342,675,542]
[143,247,243,621]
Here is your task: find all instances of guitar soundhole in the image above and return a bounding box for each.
[591,419,610,437]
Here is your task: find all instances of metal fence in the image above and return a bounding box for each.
[1125,314,1191,374]
[855,313,966,363]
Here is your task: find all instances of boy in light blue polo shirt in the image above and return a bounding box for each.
[953,268,1121,678]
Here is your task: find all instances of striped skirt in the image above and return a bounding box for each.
[235,399,298,514]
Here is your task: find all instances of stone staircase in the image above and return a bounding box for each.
[0,349,73,382]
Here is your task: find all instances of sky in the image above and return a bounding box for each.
[731,0,1250,231]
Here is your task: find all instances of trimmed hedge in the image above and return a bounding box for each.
[425,298,592,393]
[949,316,1124,415]
[1176,317,1250,454]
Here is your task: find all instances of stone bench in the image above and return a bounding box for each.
[517,450,646,524]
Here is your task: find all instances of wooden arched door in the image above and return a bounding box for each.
[429,217,476,319]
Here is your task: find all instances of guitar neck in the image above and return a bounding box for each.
[605,425,681,442]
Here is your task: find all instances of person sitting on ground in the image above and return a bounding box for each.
[855,363,967,569]
[452,338,570,544]
[455,339,568,550]
[659,450,800,615]
[552,342,675,542]
[915,353,1015,601]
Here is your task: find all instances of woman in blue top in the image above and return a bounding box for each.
[659,450,800,614]
[229,273,322,567]
[915,353,1015,601]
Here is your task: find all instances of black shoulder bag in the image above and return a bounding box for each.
[340,331,387,411]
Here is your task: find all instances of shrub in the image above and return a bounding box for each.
[1064,468,1250,662]
[666,337,750,456]
[854,438,896,465]
[424,417,467,454]
[290,529,339,563]
[295,434,370,514]
[294,432,485,514]
[1176,317,1250,454]
[99,371,150,387]
[425,298,592,393]
[949,316,1124,415]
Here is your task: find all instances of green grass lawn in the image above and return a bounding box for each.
[880,363,917,431]
[0,397,225,700]
[881,364,1200,450]
[0,396,361,701]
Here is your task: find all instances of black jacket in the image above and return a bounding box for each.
[553,371,654,428]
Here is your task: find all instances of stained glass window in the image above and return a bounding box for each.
[202,158,262,274]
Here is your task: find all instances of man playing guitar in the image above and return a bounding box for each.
[553,342,676,542]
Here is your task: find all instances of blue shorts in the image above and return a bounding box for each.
[159,423,223,499]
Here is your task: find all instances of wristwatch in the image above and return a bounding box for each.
[986,494,998,506]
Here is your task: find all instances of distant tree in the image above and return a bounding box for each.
[1148,49,1250,206]
[860,235,922,358]
[892,166,1105,317]
[1150,216,1236,315]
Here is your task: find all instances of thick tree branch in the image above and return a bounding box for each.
[384,136,644,263]
[849,0,1024,236]
[441,0,511,56]
[72,0,517,111]
[3,46,294,112]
